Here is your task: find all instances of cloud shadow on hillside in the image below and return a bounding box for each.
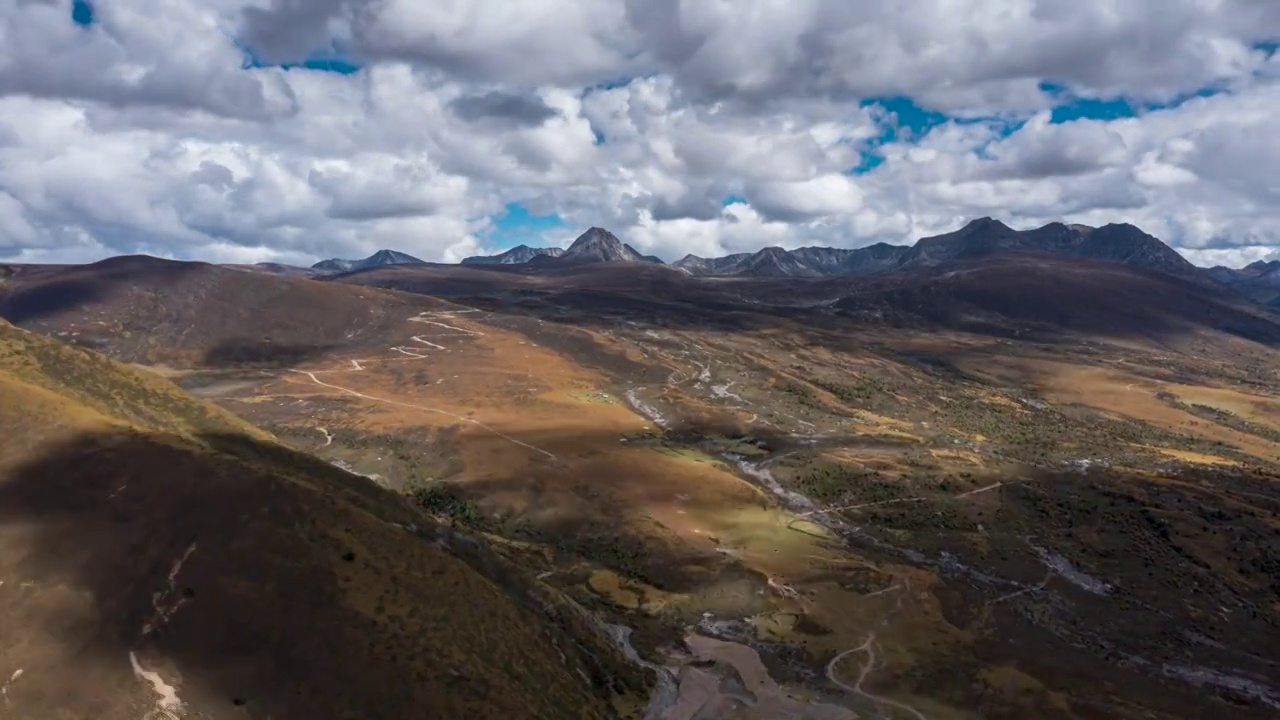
[202,339,342,369]
[0,428,644,720]
[1,420,1278,719]
[0,258,205,325]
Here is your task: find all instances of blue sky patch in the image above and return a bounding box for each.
[487,202,566,248]
[582,76,643,96]
[239,42,363,75]
[859,96,949,142]
[721,194,747,206]
[287,56,362,75]
[849,153,885,175]
[850,96,1023,175]
[71,0,94,26]
[1151,86,1223,110]
[841,81,1228,175]
[1041,81,1222,123]
[846,96,948,175]
[1050,96,1136,123]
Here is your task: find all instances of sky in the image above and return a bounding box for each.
[0,1,1277,268]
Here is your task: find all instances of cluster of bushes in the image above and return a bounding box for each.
[811,377,882,404]
[792,463,873,503]
[411,483,493,530]
[1185,402,1280,444]
[775,379,822,409]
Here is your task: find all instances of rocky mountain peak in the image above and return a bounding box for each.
[563,227,646,263]
[1076,224,1197,274]
[959,217,1015,234]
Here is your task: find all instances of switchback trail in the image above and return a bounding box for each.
[283,308,558,460]
[825,577,930,720]
[290,370,556,460]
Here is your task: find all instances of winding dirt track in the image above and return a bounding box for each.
[286,309,558,460]
[290,369,556,459]
[824,577,930,720]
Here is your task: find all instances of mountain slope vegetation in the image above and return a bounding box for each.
[0,319,649,720]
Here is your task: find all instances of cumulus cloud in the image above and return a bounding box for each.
[0,0,298,120]
[449,90,559,128]
[0,0,1277,266]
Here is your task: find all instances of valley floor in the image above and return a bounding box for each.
[168,289,1280,720]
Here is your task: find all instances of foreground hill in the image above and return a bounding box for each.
[0,318,648,719]
[0,255,440,367]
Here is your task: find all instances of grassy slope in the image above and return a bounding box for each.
[0,320,648,720]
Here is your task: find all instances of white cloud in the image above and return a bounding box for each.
[748,175,865,223]
[0,0,1277,267]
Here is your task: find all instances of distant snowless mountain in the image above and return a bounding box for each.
[460,219,1203,279]
[305,220,1275,310]
[462,227,662,266]
[460,245,565,265]
[312,249,424,273]
[1205,259,1280,309]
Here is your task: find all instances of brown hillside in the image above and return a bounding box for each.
[0,256,447,367]
[0,319,649,720]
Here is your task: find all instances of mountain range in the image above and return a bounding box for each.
[669,218,1201,279]
[894,218,1198,275]
[1206,259,1280,309]
[456,218,1223,283]
[256,218,1278,314]
[673,242,909,277]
